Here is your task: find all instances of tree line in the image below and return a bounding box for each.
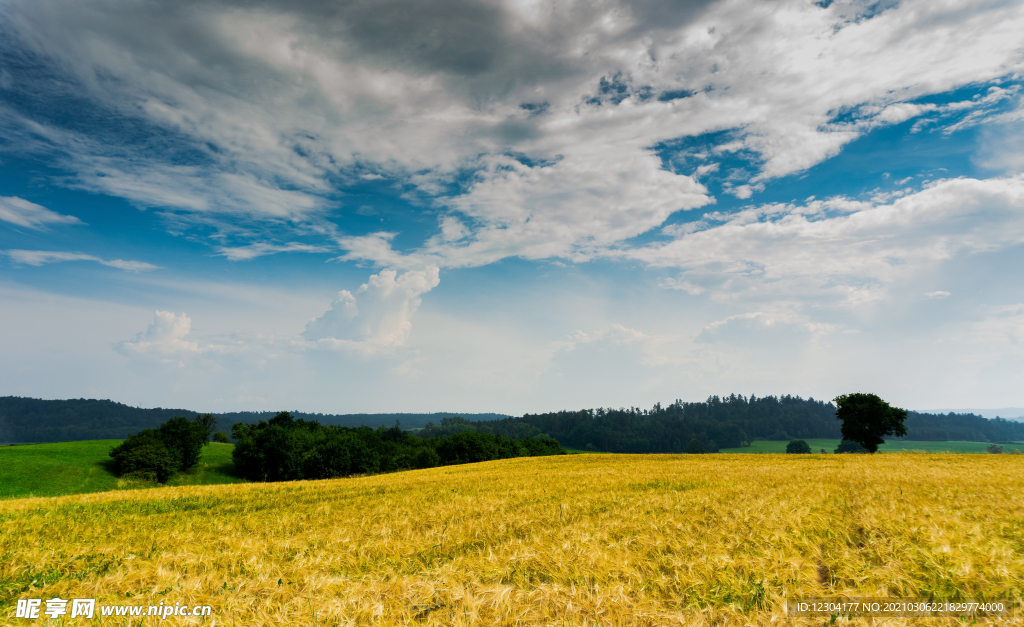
[6,394,1023,451]
[422,394,1024,453]
[108,412,565,483]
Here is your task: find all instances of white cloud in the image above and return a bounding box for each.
[2,0,1022,262]
[924,290,951,299]
[4,249,160,272]
[695,311,834,345]
[302,267,441,352]
[621,175,1024,305]
[0,196,82,229]
[115,311,199,360]
[215,242,331,261]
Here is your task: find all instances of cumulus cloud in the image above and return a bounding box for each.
[115,311,199,359]
[302,267,441,352]
[4,249,160,272]
[2,0,1022,263]
[0,196,82,229]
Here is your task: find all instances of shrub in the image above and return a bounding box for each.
[786,439,812,454]
[834,440,868,454]
[110,414,216,482]
[685,438,706,454]
[986,444,1003,454]
[109,431,178,483]
[213,430,231,443]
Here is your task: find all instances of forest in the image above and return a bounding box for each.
[0,396,505,443]
[422,394,1024,453]
[3,394,1023,450]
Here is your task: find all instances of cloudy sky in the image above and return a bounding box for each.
[1,0,1023,414]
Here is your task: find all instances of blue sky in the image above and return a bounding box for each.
[1,0,1023,414]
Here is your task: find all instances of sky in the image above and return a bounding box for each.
[1,0,1023,415]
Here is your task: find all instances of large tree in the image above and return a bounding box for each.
[833,393,907,453]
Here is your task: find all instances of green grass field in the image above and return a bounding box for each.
[0,440,243,500]
[719,439,1024,454]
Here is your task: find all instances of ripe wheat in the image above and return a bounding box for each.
[1,453,1021,625]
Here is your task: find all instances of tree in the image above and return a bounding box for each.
[685,438,706,454]
[213,430,231,443]
[833,393,907,453]
[786,439,811,454]
[158,416,212,471]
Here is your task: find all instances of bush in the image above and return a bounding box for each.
[685,438,706,454]
[109,414,216,482]
[109,431,178,483]
[786,439,812,454]
[986,444,1004,454]
[213,430,231,443]
[834,440,868,454]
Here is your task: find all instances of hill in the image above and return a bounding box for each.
[0,396,508,443]
[0,454,1018,624]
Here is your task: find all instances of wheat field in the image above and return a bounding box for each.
[1,453,1022,626]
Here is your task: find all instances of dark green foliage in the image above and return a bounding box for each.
[6,395,1024,448]
[834,440,868,454]
[108,431,178,483]
[419,396,1024,452]
[986,444,1003,454]
[109,415,214,483]
[0,396,505,443]
[158,416,213,471]
[685,438,706,454]
[230,413,566,482]
[213,430,231,443]
[834,393,908,453]
[786,439,812,454]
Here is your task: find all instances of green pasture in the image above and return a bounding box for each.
[0,440,243,500]
[719,439,1024,454]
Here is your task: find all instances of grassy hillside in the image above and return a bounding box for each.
[1,454,1021,625]
[0,441,243,500]
[720,439,1024,454]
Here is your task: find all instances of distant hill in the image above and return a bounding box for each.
[0,397,509,443]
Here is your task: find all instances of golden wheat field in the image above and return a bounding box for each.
[1,453,1022,626]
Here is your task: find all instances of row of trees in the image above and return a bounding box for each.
[231,412,565,482]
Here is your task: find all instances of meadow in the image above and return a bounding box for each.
[1,453,1021,625]
[0,441,242,500]
[719,439,1024,454]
